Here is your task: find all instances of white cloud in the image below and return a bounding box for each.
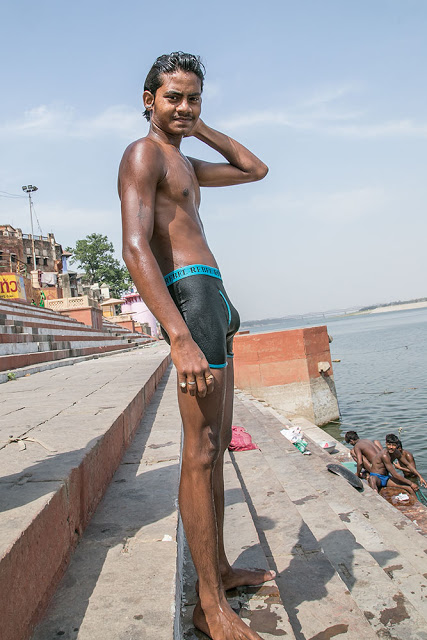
[218,84,427,139]
[203,186,387,224]
[0,104,145,140]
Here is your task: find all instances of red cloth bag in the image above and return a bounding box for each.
[228,426,258,451]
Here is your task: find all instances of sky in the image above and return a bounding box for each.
[1,0,426,321]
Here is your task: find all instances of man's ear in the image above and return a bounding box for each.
[143,90,155,112]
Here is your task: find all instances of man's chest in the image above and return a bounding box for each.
[159,152,200,205]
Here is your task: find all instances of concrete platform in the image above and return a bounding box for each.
[181,452,296,639]
[0,343,170,640]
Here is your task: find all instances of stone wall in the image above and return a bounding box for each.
[233,325,340,426]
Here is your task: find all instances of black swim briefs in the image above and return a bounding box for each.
[161,264,240,368]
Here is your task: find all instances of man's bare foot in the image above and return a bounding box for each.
[193,598,263,639]
[196,567,275,594]
[221,567,276,591]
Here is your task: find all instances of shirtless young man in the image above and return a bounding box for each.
[344,431,382,478]
[368,434,418,497]
[390,436,427,487]
[118,52,273,640]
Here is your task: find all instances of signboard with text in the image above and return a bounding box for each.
[0,273,27,301]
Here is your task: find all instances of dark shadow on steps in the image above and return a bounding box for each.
[230,453,399,640]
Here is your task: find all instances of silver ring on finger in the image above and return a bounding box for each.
[187,381,196,386]
[206,374,214,380]
[179,382,187,388]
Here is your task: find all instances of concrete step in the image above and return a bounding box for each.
[0,325,26,334]
[0,313,100,332]
[233,392,427,639]
[0,344,171,640]
[0,317,151,345]
[0,299,80,322]
[181,450,297,639]
[0,302,84,321]
[30,367,181,640]
[0,336,149,357]
[0,342,158,384]
[102,323,133,334]
[0,332,139,345]
[0,342,145,372]
[0,324,106,338]
[231,402,377,639]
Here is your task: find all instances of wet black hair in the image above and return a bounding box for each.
[396,439,403,449]
[143,51,205,121]
[386,433,400,444]
[345,430,359,443]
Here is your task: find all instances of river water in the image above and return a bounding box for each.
[243,307,427,477]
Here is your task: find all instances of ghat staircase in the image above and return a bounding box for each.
[1,311,427,639]
[0,298,153,381]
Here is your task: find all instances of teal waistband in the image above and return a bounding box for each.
[164,264,222,287]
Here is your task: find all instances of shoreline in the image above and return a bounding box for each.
[353,300,427,316]
[240,300,427,332]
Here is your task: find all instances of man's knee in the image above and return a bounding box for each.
[183,428,221,470]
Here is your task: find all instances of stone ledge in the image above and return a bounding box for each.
[0,345,171,640]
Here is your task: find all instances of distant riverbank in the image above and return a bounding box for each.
[356,301,427,315]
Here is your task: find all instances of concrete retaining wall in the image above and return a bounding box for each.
[233,325,339,425]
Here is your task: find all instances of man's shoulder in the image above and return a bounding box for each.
[119,137,166,183]
[372,447,385,460]
[123,136,165,163]
[357,439,371,448]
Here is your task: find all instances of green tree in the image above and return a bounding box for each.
[66,233,131,298]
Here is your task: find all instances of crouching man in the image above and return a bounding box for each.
[369,434,418,497]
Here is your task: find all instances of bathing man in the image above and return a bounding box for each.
[344,430,382,478]
[392,437,427,487]
[119,52,272,640]
[368,434,418,496]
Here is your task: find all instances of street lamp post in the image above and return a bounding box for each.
[22,185,38,270]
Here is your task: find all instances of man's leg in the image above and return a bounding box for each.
[387,477,417,498]
[178,369,263,639]
[368,475,381,492]
[213,357,275,590]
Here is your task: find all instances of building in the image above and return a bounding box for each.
[0,224,68,302]
[0,224,63,274]
[121,289,158,336]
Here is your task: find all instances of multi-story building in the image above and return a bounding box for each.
[0,224,63,275]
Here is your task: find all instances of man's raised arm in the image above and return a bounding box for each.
[382,453,418,492]
[187,119,268,187]
[398,455,427,487]
[119,140,213,397]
